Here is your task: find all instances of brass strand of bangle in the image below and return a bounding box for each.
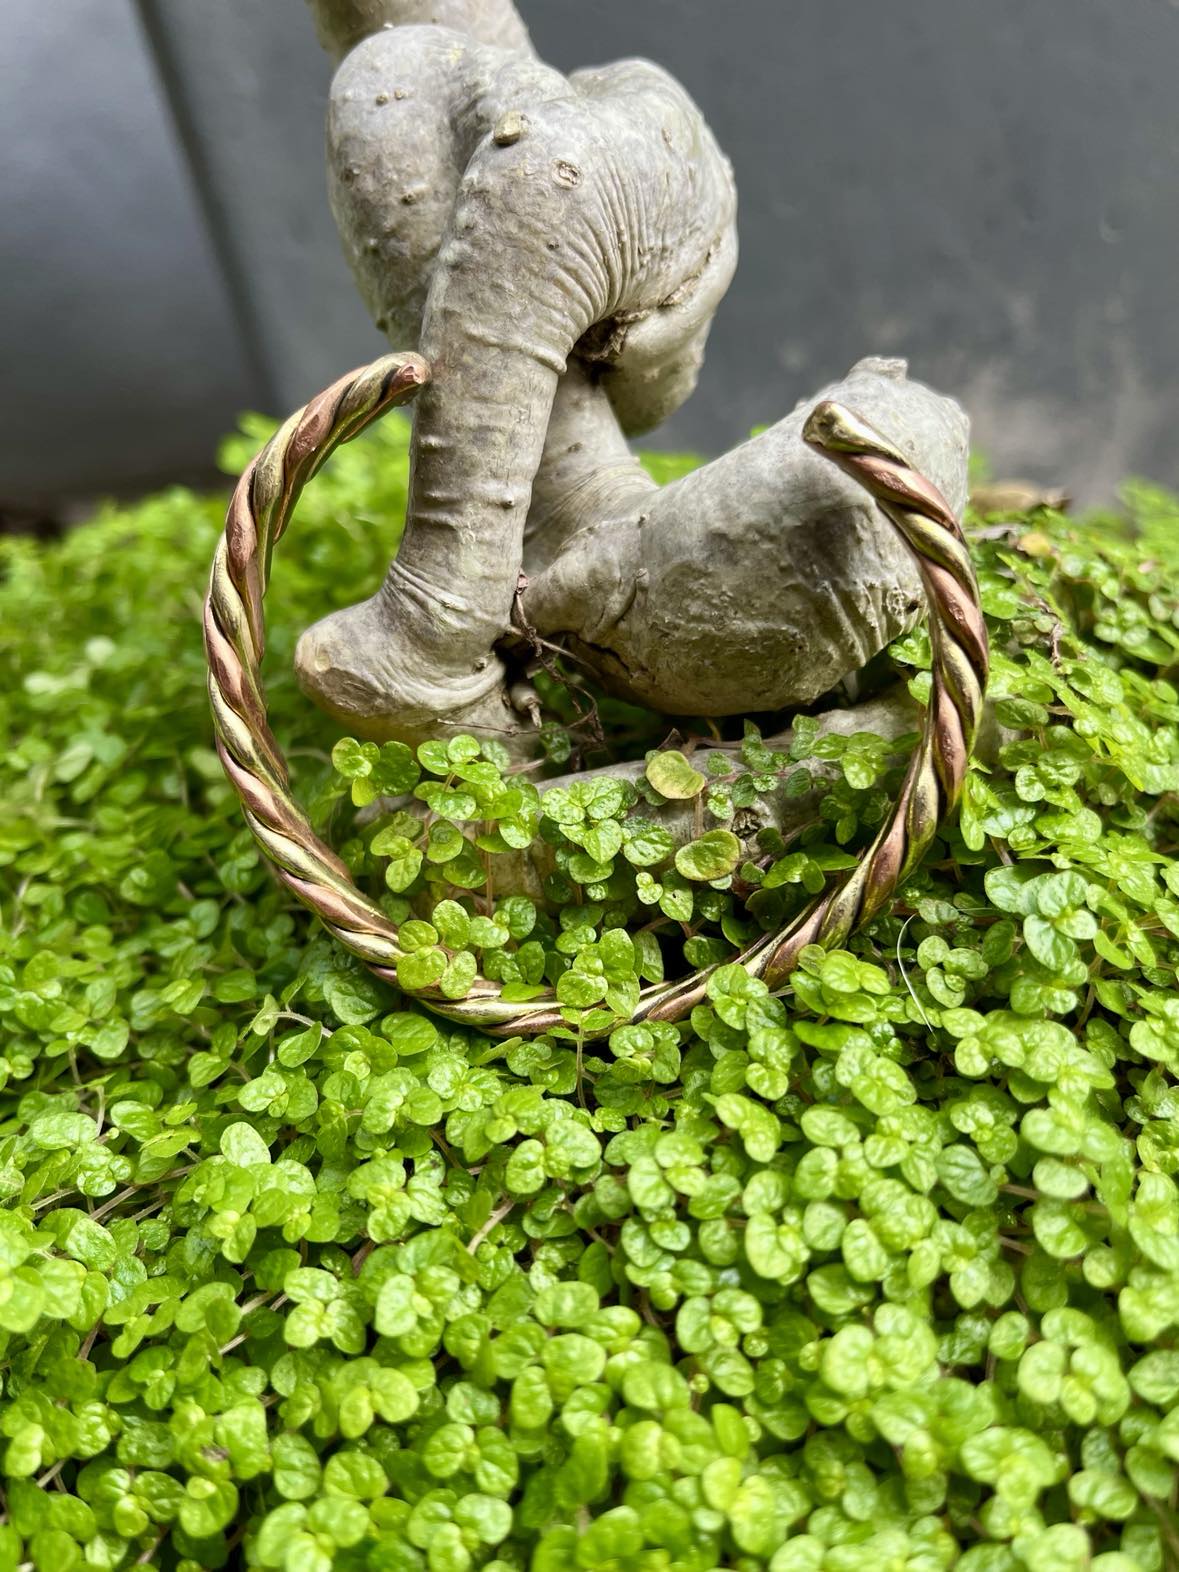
[761,399,988,987]
[206,354,429,971]
[206,359,985,1041]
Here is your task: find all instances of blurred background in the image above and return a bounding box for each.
[4,0,1178,517]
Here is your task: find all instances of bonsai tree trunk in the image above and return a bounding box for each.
[308,0,534,60]
[298,0,969,753]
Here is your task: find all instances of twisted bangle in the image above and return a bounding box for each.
[205,358,987,1038]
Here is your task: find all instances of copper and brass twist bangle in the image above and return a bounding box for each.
[205,359,988,1039]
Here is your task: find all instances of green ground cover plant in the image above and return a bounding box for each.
[1,410,1178,1572]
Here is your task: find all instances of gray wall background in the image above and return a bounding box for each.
[4,0,1178,510]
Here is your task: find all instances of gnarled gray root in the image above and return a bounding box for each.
[295,15,737,745]
[523,357,970,716]
[297,1,971,759]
